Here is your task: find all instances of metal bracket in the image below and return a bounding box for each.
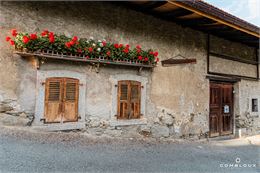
[138,67,143,74]
[40,118,46,123]
[95,63,100,73]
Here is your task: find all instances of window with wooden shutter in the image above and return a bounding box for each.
[117,80,141,119]
[44,77,79,123]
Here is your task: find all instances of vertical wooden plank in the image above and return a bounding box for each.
[209,82,221,137]
[63,78,79,122]
[130,81,141,119]
[117,81,129,119]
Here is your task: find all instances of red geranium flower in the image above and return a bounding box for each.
[85,56,90,59]
[136,45,141,49]
[11,29,17,37]
[88,47,93,52]
[72,36,78,42]
[126,44,130,48]
[154,51,158,57]
[144,57,149,61]
[49,36,55,43]
[123,48,129,54]
[65,42,71,48]
[10,40,15,46]
[6,36,11,42]
[30,33,37,40]
[137,49,141,53]
[106,51,111,56]
[41,30,49,37]
[119,44,123,48]
[69,40,75,45]
[23,36,30,44]
[156,58,159,62]
[138,56,142,61]
[114,44,119,49]
[102,41,106,47]
[149,51,154,55]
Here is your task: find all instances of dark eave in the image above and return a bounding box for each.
[126,0,260,48]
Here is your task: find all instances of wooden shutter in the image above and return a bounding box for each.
[63,78,79,122]
[130,81,141,119]
[117,80,141,119]
[44,78,63,123]
[117,81,129,119]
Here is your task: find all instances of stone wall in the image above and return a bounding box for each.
[234,80,260,135]
[0,1,259,138]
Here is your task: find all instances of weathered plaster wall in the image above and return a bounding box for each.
[235,80,260,135]
[0,1,258,138]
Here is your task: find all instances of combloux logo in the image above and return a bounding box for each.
[220,158,257,168]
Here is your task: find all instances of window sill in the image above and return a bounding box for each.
[109,117,147,127]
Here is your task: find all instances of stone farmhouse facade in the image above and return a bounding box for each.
[0,1,259,139]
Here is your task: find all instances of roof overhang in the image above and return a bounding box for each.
[126,0,260,48]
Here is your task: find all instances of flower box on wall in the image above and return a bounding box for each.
[14,49,156,68]
[7,29,159,69]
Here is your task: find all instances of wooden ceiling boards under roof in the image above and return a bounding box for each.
[126,0,260,48]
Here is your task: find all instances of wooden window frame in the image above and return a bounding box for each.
[252,98,258,112]
[117,80,141,120]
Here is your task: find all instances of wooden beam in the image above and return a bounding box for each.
[176,12,203,20]
[153,2,179,12]
[162,58,196,66]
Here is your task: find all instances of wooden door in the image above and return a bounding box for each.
[117,81,141,119]
[209,82,233,137]
[44,78,79,123]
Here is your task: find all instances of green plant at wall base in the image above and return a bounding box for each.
[6,29,159,64]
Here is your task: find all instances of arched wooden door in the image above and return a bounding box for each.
[44,77,79,123]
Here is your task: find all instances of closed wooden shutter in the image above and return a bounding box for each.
[117,80,141,119]
[44,77,79,123]
[44,78,63,123]
[63,78,79,122]
[118,81,129,119]
[130,81,141,119]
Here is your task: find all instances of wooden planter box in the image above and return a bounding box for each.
[14,49,155,68]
